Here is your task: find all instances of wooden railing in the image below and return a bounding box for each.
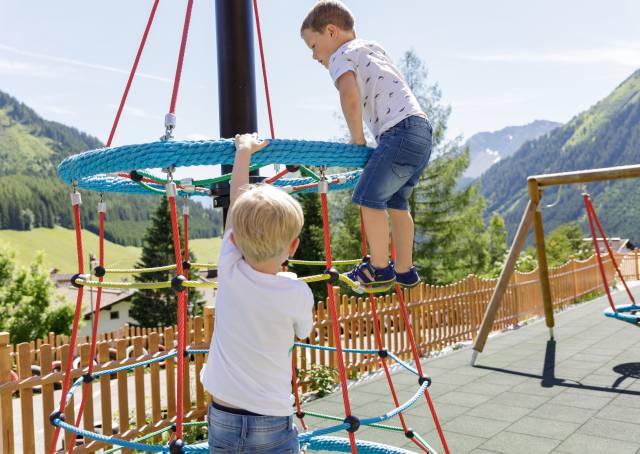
[0,251,634,454]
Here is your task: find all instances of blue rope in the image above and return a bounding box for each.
[58,139,372,194]
[184,437,418,453]
[603,304,640,324]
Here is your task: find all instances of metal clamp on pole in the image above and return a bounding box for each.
[71,187,82,206]
[162,112,177,141]
[98,193,106,213]
[166,182,178,198]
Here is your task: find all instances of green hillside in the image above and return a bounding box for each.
[0,227,221,272]
[0,90,222,245]
[480,69,640,242]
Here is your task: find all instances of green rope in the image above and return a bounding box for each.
[299,165,321,181]
[135,180,166,194]
[106,264,178,274]
[193,164,263,187]
[287,259,362,266]
[303,411,404,432]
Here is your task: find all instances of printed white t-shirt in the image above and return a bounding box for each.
[329,39,425,139]
[200,230,314,416]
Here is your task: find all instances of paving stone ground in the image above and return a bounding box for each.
[303,286,640,454]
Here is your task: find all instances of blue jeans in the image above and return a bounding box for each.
[207,404,300,454]
[352,115,432,210]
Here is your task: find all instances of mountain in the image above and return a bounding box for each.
[0,90,222,246]
[465,120,561,178]
[479,69,640,242]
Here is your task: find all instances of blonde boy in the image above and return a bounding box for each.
[200,134,313,453]
[301,1,432,290]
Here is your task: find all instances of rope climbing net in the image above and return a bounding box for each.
[49,1,451,454]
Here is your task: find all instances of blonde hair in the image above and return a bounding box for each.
[230,184,304,263]
[300,0,355,34]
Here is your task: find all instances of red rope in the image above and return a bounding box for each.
[48,198,86,454]
[68,207,106,453]
[359,217,428,453]
[584,194,635,306]
[291,351,308,430]
[168,190,186,439]
[106,0,160,147]
[320,190,358,454]
[252,0,276,140]
[584,195,618,312]
[265,168,290,184]
[169,0,194,114]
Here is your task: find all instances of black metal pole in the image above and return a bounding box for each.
[215,0,258,225]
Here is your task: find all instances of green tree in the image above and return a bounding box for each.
[129,198,204,327]
[0,247,74,344]
[485,213,509,277]
[290,193,327,302]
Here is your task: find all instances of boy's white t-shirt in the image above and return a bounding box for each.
[200,230,314,416]
[329,39,425,139]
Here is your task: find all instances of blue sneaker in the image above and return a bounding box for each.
[395,266,421,287]
[344,261,396,291]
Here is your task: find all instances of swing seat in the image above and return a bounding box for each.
[603,304,640,325]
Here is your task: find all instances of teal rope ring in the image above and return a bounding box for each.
[57,139,372,195]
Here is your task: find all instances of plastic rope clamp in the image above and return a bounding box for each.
[82,373,94,384]
[377,349,388,359]
[171,275,186,292]
[70,192,82,206]
[323,268,339,284]
[169,438,184,454]
[94,266,106,278]
[182,204,190,215]
[70,273,90,288]
[98,201,107,213]
[295,411,305,419]
[343,415,360,433]
[182,260,191,270]
[318,180,329,194]
[286,165,300,172]
[165,182,178,198]
[404,428,414,439]
[418,375,432,388]
[129,170,143,182]
[49,410,65,425]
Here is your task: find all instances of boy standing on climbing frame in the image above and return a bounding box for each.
[301,1,432,291]
[200,133,313,453]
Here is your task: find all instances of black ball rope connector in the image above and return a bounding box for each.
[286,164,301,172]
[362,254,371,263]
[343,415,360,433]
[94,266,106,278]
[49,410,65,426]
[182,260,191,270]
[129,170,144,182]
[70,273,89,288]
[418,375,432,388]
[82,373,95,384]
[171,275,187,292]
[295,411,306,419]
[324,267,339,285]
[377,349,388,359]
[404,428,415,439]
[169,438,184,454]
[281,259,289,267]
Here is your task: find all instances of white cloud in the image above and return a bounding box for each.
[0,44,170,82]
[460,43,640,68]
[0,58,62,77]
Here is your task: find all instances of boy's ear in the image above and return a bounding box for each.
[326,24,337,38]
[289,238,300,256]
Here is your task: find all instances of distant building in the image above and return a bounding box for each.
[51,269,217,337]
[582,237,636,254]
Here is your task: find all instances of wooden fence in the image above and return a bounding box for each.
[0,251,635,454]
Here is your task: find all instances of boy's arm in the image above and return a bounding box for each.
[336,72,366,145]
[226,133,268,232]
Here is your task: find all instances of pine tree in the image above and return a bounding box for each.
[129,197,204,327]
[485,212,509,277]
[289,192,327,302]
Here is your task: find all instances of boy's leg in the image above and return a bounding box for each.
[361,206,389,270]
[388,208,414,273]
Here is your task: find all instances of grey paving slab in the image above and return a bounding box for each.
[304,288,640,453]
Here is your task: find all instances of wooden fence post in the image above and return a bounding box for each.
[0,332,13,454]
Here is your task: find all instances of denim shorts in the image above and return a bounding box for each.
[352,115,432,211]
[208,403,300,453]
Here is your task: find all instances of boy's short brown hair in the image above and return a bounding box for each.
[300,0,355,34]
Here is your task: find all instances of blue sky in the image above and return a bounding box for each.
[1,0,639,172]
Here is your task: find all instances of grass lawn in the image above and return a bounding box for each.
[0,227,221,272]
